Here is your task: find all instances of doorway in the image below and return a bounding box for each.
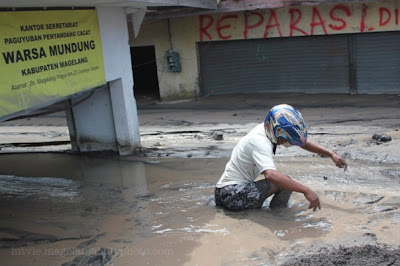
[130,46,160,100]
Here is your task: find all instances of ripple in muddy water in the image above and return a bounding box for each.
[278,157,400,194]
[0,153,398,265]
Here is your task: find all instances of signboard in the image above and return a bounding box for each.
[0,10,106,120]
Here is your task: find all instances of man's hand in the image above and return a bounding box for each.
[301,141,348,171]
[263,170,322,211]
[304,188,321,212]
[331,153,348,170]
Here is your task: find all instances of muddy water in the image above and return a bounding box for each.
[0,153,399,265]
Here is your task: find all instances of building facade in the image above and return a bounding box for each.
[131,1,400,100]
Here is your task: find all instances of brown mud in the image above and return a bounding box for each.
[0,93,399,265]
[281,244,400,265]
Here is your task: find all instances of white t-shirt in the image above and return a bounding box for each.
[216,123,276,188]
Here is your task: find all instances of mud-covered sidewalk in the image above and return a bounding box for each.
[136,93,400,164]
[0,93,399,265]
[1,93,400,164]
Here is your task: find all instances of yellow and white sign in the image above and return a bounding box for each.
[0,10,106,119]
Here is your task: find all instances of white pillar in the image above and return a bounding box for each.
[109,78,141,155]
[66,7,141,154]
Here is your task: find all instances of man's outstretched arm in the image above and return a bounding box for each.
[263,169,321,211]
[301,140,348,169]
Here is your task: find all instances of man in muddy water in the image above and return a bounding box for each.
[215,104,348,212]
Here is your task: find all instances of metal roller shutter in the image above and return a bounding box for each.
[198,35,350,95]
[355,32,400,94]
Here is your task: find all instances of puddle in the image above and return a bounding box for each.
[0,153,399,265]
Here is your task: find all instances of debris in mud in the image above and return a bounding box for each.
[213,131,224,141]
[0,227,91,248]
[76,233,106,249]
[62,248,113,266]
[281,244,400,266]
[363,232,377,241]
[353,193,384,206]
[380,169,400,178]
[0,140,70,149]
[374,206,398,213]
[372,133,392,143]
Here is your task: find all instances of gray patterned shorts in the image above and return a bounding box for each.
[215,180,292,211]
[215,181,270,211]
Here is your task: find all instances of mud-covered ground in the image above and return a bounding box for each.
[0,93,399,265]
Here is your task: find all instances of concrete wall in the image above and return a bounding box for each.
[67,7,141,155]
[130,1,400,100]
[129,18,200,100]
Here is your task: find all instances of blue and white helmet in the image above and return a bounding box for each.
[264,104,307,146]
